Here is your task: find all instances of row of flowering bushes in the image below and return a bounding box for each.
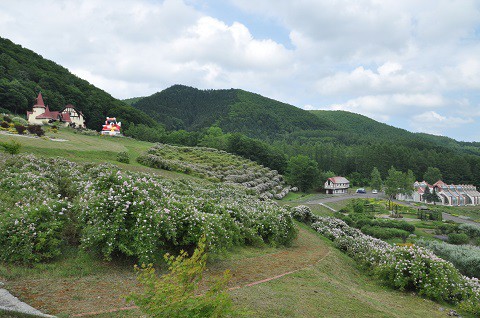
[0,153,297,264]
[291,205,480,315]
[137,143,293,198]
[416,239,480,279]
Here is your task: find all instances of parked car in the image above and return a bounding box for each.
[372,189,378,194]
[356,188,366,194]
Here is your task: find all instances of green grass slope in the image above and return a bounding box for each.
[0,37,157,130]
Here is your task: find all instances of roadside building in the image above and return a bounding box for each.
[324,176,350,194]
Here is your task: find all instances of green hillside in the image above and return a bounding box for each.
[0,131,465,317]
[0,37,157,130]
[311,110,477,153]
[133,84,332,139]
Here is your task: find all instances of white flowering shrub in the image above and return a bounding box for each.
[291,205,314,223]
[310,216,480,315]
[0,200,68,263]
[0,153,297,264]
[137,144,291,198]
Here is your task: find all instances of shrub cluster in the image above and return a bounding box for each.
[308,215,480,315]
[0,154,297,264]
[116,151,130,164]
[448,233,470,245]
[138,143,290,198]
[26,124,45,137]
[14,124,26,135]
[0,140,21,154]
[459,223,480,239]
[416,239,480,279]
[360,225,410,240]
[335,211,415,240]
[291,205,316,224]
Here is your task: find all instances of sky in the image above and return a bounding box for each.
[1,0,480,141]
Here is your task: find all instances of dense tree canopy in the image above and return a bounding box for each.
[423,167,443,184]
[370,167,382,190]
[0,37,158,130]
[285,155,320,192]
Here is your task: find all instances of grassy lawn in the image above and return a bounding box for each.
[231,224,456,318]
[0,128,152,166]
[0,129,201,181]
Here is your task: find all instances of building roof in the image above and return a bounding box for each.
[35,106,57,119]
[33,92,45,108]
[433,180,446,187]
[328,176,349,184]
[62,104,84,117]
[62,112,71,122]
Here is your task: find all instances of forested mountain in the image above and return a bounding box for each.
[132,85,332,139]
[0,37,157,130]
[133,86,480,186]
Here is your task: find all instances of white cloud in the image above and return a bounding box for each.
[321,93,446,122]
[0,0,293,99]
[410,111,474,135]
[316,62,438,96]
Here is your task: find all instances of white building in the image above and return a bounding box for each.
[27,93,85,128]
[324,176,350,194]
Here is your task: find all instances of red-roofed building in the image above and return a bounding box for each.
[27,93,85,127]
[324,176,350,194]
[397,180,480,206]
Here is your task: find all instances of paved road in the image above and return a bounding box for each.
[441,213,479,225]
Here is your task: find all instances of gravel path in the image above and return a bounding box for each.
[0,283,56,317]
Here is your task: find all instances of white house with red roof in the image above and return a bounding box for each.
[27,93,85,128]
[324,176,350,194]
[397,180,480,206]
